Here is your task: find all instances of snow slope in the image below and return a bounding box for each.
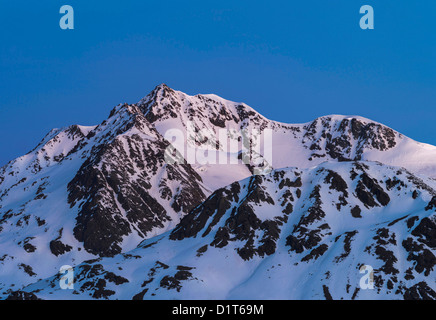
[8,162,436,300]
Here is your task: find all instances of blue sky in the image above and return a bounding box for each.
[0,1,435,166]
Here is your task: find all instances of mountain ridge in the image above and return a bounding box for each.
[6,161,435,299]
[0,84,435,299]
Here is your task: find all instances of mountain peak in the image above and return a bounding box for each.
[138,83,176,106]
[152,83,174,97]
[143,85,271,130]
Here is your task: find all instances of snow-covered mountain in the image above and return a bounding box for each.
[138,84,436,180]
[0,84,435,299]
[7,162,436,300]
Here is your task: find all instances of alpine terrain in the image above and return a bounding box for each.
[0,84,435,300]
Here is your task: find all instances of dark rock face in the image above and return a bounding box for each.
[160,268,195,292]
[402,237,435,276]
[18,237,37,253]
[426,196,436,211]
[372,228,399,276]
[303,116,398,162]
[412,216,436,248]
[18,263,36,277]
[49,228,73,256]
[62,263,129,300]
[351,205,362,218]
[6,291,41,300]
[324,170,348,195]
[286,184,328,256]
[403,282,436,300]
[172,172,299,260]
[322,285,333,300]
[131,261,197,298]
[170,183,239,241]
[355,173,390,208]
[402,216,436,277]
[302,244,329,262]
[214,178,286,259]
[49,240,72,257]
[334,231,358,263]
[67,105,207,257]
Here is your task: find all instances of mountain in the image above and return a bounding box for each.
[138,84,436,180]
[7,161,436,300]
[0,84,435,299]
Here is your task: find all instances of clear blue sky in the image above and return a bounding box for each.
[1,1,435,166]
